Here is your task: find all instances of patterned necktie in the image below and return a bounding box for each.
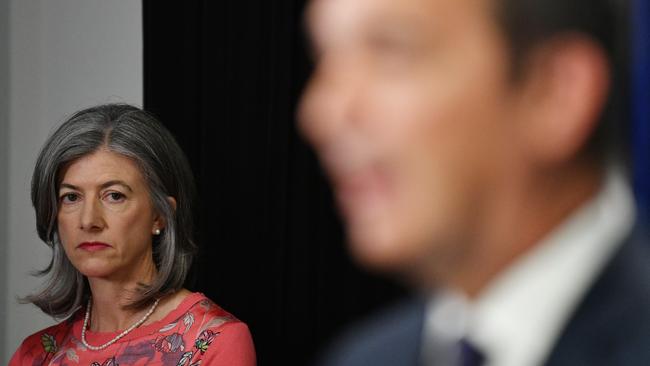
[458,339,485,366]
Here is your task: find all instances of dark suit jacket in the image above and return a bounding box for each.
[317,225,650,366]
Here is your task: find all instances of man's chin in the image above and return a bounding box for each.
[346,226,427,275]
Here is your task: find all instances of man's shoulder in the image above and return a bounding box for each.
[316,297,426,366]
[546,224,650,365]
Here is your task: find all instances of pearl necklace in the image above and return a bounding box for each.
[81,297,161,351]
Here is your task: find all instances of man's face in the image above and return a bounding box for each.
[299,0,523,274]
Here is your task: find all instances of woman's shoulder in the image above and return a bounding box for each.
[154,291,250,340]
[153,292,255,365]
[10,314,80,365]
[19,314,78,347]
[186,293,255,365]
[178,292,247,332]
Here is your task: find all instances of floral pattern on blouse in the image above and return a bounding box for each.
[10,293,255,366]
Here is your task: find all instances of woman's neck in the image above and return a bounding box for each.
[86,264,158,332]
[86,278,192,333]
[87,286,140,332]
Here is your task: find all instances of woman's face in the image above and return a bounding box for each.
[56,149,162,282]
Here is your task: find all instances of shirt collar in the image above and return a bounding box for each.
[424,166,635,366]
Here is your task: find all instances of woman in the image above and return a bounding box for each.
[10,104,255,365]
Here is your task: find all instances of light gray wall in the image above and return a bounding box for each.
[3,0,142,362]
[0,0,9,362]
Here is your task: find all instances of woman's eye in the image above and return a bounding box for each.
[105,192,126,203]
[60,193,79,204]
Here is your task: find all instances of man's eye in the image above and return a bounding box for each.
[60,193,79,204]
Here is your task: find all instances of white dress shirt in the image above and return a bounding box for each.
[422,166,636,366]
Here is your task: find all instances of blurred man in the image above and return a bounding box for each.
[299,0,650,365]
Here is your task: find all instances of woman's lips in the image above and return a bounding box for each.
[77,242,111,251]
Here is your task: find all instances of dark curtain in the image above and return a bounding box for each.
[142,1,406,364]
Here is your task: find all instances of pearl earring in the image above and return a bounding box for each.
[154,229,161,235]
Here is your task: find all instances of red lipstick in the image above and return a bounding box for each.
[77,242,111,251]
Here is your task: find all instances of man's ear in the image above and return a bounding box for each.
[515,34,610,165]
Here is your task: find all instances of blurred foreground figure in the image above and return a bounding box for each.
[299,0,650,365]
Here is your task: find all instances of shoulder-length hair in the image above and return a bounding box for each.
[25,103,197,318]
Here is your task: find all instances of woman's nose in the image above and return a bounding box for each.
[79,199,105,231]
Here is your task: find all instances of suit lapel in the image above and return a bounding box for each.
[543,225,650,365]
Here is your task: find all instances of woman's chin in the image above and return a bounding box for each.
[75,264,115,279]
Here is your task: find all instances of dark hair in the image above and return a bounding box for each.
[496,0,629,161]
[26,103,197,318]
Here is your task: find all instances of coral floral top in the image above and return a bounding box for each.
[9,292,255,366]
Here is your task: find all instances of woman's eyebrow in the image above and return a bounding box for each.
[99,180,133,192]
[59,180,134,192]
[59,183,79,191]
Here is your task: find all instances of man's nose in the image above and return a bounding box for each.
[298,56,363,146]
[79,199,105,231]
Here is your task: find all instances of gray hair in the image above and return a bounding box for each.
[25,103,197,318]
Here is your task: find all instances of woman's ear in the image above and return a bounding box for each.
[167,196,177,212]
[153,197,177,234]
